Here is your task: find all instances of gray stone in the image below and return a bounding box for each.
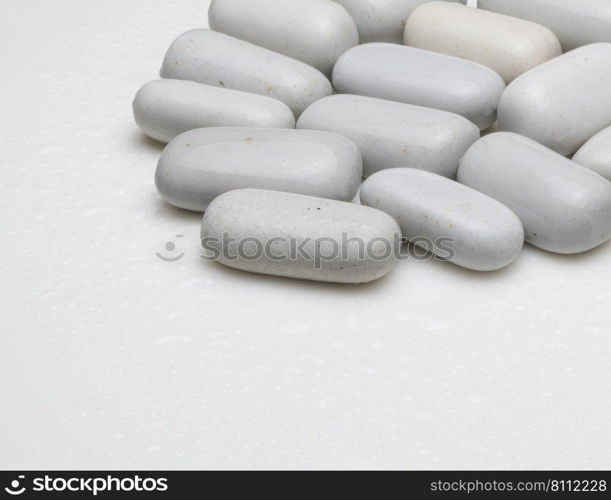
[160,29,332,116]
[133,80,294,143]
[297,94,479,178]
[201,189,401,283]
[361,168,524,271]
[156,128,362,212]
[498,43,611,156]
[332,43,505,130]
[458,132,611,254]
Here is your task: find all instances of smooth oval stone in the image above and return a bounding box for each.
[498,43,611,156]
[573,126,611,182]
[334,0,464,44]
[458,132,611,254]
[404,2,561,83]
[360,169,524,271]
[208,0,358,76]
[201,189,401,283]
[132,80,295,143]
[160,29,332,116]
[156,128,363,212]
[297,94,480,178]
[478,0,611,52]
[332,43,505,130]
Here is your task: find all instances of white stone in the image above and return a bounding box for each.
[160,29,332,116]
[201,189,401,283]
[573,126,611,182]
[458,132,611,254]
[208,0,358,76]
[297,94,479,178]
[498,43,611,156]
[155,128,363,212]
[404,2,561,83]
[332,43,505,130]
[333,0,465,44]
[132,80,295,143]
[360,169,524,271]
[478,0,611,52]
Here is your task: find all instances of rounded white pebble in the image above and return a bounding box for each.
[573,126,611,182]
[208,0,358,76]
[160,29,332,116]
[404,2,561,83]
[498,43,611,156]
[458,132,611,254]
[478,0,611,52]
[156,128,363,212]
[333,0,465,44]
[132,80,295,143]
[201,189,401,283]
[332,43,505,130]
[360,169,524,271]
[297,94,479,178]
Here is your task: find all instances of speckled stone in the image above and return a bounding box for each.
[208,0,358,76]
[201,189,401,283]
[404,2,561,83]
[332,43,505,130]
[361,169,524,271]
[160,29,332,116]
[297,94,480,178]
[498,43,611,156]
[133,80,295,143]
[156,128,363,212]
[573,126,611,182]
[458,133,611,254]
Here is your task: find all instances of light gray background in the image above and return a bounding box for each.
[1,0,610,470]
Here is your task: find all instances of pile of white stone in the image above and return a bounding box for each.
[133,0,611,283]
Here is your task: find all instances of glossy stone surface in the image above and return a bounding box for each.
[201,189,401,283]
[208,0,358,76]
[360,169,524,271]
[332,43,505,130]
[498,43,611,156]
[478,0,611,51]
[573,126,611,182]
[133,79,295,143]
[334,0,464,44]
[156,128,363,211]
[297,94,479,178]
[160,29,332,116]
[458,133,611,254]
[404,2,561,83]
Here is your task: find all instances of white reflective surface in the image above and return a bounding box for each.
[1,0,611,470]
